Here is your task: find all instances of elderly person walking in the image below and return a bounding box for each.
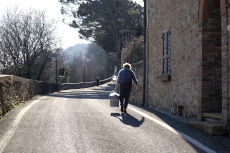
[114,62,139,113]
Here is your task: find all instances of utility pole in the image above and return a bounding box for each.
[56,56,58,84]
[84,65,85,83]
[102,67,104,80]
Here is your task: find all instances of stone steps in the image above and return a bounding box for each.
[187,112,227,136]
[188,121,226,136]
[203,112,222,123]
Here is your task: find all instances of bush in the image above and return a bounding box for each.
[123,36,144,63]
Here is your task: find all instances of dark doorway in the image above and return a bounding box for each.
[202,0,222,113]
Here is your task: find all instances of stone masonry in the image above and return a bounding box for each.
[147,0,230,129]
[0,75,59,116]
[0,75,112,117]
[129,61,144,106]
[147,0,201,118]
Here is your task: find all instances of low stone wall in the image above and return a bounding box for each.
[61,77,112,90]
[0,75,59,116]
[0,75,112,117]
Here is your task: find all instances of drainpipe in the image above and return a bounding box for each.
[226,4,230,127]
[145,0,149,107]
[143,0,148,106]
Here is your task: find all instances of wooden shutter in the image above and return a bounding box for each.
[162,29,171,76]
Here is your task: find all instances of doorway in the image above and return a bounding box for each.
[201,0,222,113]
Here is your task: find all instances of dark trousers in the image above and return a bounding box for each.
[119,81,132,109]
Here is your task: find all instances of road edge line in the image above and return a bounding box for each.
[0,96,45,153]
[129,107,216,153]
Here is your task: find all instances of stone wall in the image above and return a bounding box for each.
[147,0,201,118]
[0,75,112,117]
[147,0,230,128]
[217,0,230,128]
[129,61,144,106]
[61,77,112,90]
[0,75,59,116]
[199,0,223,114]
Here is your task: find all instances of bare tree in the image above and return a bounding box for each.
[68,53,84,83]
[85,43,109,81]
[0,7,61,81]
[65,43,111,83]
[41,48,67,83]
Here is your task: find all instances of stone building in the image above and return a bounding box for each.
[145,0,230,131]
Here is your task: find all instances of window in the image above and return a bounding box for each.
[161,29,171,81]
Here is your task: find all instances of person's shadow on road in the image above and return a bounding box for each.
[111,113,145,127]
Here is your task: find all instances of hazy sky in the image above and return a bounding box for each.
[0,0,144,49]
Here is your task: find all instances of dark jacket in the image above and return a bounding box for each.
[117,68,138,85]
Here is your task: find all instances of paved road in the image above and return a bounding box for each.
[0,83,229,153]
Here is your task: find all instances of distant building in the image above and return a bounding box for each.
[146,0,230,129]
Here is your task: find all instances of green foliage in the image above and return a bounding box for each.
[12,102,25,109]
[60,0,143,55]
[123,36,144,63]
[69,20,79,28]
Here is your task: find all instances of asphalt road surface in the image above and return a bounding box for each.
[0,83,229,153]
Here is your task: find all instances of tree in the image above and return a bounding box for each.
[59,0,143,57]
[42,48,68,84]
[85,43,108,81]
[67,53,84,83]
[65,42,113,83]
[0,7,61,81]
[123,36,144,63]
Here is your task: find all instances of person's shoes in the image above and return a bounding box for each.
[124,108,127,113]
[121,106,124,112]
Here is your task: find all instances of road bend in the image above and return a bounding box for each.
[0,83,229,153]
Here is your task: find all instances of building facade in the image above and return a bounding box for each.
[146,0,230,128]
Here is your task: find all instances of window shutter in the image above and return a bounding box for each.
[167,30,171,75]
[162,29,171,76]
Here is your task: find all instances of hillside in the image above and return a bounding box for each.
[64,43,89,58]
